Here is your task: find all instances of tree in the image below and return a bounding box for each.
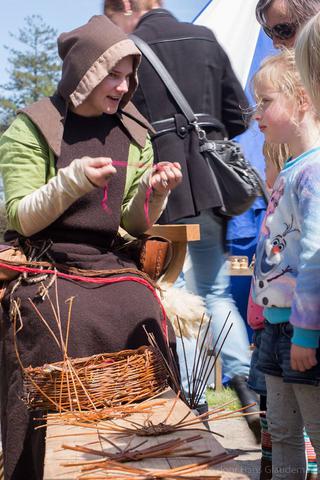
[0,15,61,133]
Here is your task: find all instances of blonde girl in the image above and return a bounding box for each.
[249,141,317,480]
[252,48,320,479]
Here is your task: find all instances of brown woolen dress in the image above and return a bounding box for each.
[0,112,172,479]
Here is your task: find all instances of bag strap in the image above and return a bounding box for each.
[130,34,225,135]
[131,35,196,123]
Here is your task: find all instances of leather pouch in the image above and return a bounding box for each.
[139,236,173,280]
[117,235,173,281]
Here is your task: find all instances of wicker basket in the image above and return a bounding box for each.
[22,346,168,411]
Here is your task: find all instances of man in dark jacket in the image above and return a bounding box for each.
[104,0,260,437]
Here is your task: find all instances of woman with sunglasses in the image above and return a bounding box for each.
[256,0,320,48]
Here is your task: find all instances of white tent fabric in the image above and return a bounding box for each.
[194,0,261,88]
[194,0,275,176]
[193,0,275,253]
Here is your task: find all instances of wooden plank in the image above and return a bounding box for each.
[147,224,200,243]
[44,389,249,479]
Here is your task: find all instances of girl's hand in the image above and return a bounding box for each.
[82,157,117,188]
[150,162,182,194]
[290,344,318,372]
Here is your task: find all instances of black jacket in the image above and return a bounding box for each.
[132,9,249,223]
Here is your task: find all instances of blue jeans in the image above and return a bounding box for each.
[175,210,251,393]
[257,322,320,385]
[247,329,267,395]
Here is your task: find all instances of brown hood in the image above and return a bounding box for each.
[19,16,153,156]
[57,15,141,109]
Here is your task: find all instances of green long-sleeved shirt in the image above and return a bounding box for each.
[0,114,155,235]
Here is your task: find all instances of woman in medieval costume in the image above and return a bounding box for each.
[0,15,181,479]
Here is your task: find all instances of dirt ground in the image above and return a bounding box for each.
[209,415,261,480]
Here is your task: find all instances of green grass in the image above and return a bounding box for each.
[206,386,241,411]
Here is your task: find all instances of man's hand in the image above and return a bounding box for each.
[291,344,318,372]
[150,162,182,194]
[82,157,117,188]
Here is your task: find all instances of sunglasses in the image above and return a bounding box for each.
[263,22,298,41]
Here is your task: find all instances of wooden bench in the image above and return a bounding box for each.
[44,388,250,479]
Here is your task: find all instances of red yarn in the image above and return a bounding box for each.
[0,262,168,338]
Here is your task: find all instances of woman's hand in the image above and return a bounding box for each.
[150,162,182,194]
[291,344,318,372]
[82,157,117,188]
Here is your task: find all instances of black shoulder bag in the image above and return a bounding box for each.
[131,35,266,217]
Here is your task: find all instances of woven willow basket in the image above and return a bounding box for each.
[22,346,168,412]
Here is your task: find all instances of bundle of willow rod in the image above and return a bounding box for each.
[144,313,233,410]
[62,453,233,478]
[22,346,168,412]
[61,434,210,465]
[52,392,260,438]
[44,398,166,424]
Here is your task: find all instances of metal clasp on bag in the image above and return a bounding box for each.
[193,121,207,142]
[193,121,216,154]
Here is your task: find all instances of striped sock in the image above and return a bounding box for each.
[305,429,317,480]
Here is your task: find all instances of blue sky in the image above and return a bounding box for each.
[0,1,209,87]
